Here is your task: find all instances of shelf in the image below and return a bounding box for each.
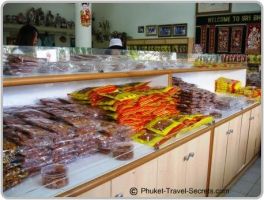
[127,38,189,45]
[3,65,247,87]
[3,23,75,35]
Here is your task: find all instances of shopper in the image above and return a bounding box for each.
[106,38,124,55]
[13,24,39,54]
[16,24,39,46]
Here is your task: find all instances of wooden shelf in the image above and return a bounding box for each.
[3,66,247,87]
[3,23,75,35]
[127,37,194,54]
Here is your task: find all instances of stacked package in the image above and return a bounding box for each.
[3,54,47,76]
[215,77,242,93]
[69,82,180,132]
[173,77,217,114]
[236,86,261,101]
[3,98,133,190]
[132,114,213,148]
[247,71,261,88]
[70,82,215,148]
[215,77,261,101]
[3,139,28,191]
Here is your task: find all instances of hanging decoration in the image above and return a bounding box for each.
[217,26,229,53]
[200,25,207,53]
[230,26,243,53]
[246,23,261,54]
[208,25,216,53]
[80,3,91,27]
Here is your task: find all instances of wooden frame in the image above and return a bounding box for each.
[3,65,246,87]
[145,25,157,36]
[196,3,231,15]
[138,26,144,33]
[158,25,172,37]
[172,23,187,36]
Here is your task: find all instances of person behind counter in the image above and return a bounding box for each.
[105,38,124,55]
[13,24,39,54]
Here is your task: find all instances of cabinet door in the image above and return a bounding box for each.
[237,110,251,171]
[223,115,242,187]
[254,105,261,155]
[209,122,229,196]
[77,181,111,198]
[111,159,157,198]
[156,142,187,198]
[185,131,211,197]
[246,106,260,164]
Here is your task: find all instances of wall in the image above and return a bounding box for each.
[92,2,261,40]
[232,2,261,12]
[92,3,196,39]
[3,3,75,21]
[2,3,261,46]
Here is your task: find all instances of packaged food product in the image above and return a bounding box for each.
[146,117,180,136]
[41,164,68,189]
[112,142,134,160]
[215,77,242,93]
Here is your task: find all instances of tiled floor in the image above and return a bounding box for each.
[225,157,262,197]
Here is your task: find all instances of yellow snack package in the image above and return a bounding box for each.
[132,130,164,147]
[146,117,181,136]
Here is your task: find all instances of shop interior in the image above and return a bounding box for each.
[2,2,262,198]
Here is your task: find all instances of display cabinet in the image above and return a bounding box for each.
[127,37,194,54]
[2,46,260,198]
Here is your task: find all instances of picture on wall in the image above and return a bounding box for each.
[138,26,144,33]
[230,26,244,53]
[158,25,172,37]
[196,3,231,15]
[217,27,230,53]
[246,23,261,54]
[172,24,187,36]
[146,25,157,36]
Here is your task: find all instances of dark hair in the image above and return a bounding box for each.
[16,24,39,46]
[109,45,124,50]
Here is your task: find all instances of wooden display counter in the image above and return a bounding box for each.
[3,65,260,198]
[56,103,261,197]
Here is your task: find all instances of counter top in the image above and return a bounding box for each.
[4,102,259,198]
[3,66,246,87]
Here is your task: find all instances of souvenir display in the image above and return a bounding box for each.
[230,26,243,53]
[246,23,261,54]
[200,25,207,52]
[221,54,247,63]
[217,27,230,53]
[208,25,216,53]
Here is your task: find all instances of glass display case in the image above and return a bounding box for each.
[2,46,257,198]
[3,46,247,78]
